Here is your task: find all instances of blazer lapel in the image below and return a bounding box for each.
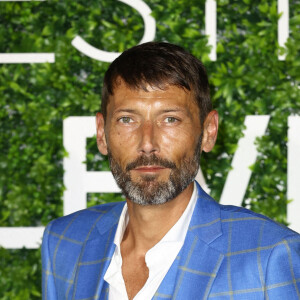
[174,183,224,299]
[155,182,224,300]
[70,203,125,300]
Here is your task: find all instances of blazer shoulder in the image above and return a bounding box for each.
[44,201,125,242]
[219,203,299,243]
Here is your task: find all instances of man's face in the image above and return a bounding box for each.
[99,81,203,205]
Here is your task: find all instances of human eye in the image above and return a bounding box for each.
[164,116,179,123]
[118,116,133,124]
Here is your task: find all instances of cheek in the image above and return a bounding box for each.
[160,128,199,160]
[108,129,138,165]
[110,122,148,149]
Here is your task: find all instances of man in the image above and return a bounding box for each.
[42,42,300,300]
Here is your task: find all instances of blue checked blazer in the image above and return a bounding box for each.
[42,182,300,299]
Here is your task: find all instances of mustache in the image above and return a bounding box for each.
[125,155,176,172]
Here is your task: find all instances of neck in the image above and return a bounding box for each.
[122,182,194,255]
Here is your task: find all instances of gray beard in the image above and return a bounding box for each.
[107,139,201,206]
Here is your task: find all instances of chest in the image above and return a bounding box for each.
[121,253,149,300]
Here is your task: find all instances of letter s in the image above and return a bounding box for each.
[71,0,156,62]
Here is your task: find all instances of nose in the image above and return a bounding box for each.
[138,120,159,155]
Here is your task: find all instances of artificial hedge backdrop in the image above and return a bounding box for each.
[0,0,300,298]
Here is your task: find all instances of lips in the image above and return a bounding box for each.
[133,165,166,172]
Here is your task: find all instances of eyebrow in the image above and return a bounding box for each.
[160,108,185,113]
[113,109,137,115]
[160,108,194,119]
[114,108,185,113]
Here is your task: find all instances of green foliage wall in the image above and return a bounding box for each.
[0,0,299,298]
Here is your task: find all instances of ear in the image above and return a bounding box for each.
[96,112,108,155]
[201,110,218,153]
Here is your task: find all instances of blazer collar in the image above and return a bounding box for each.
[95,202,126,236]
[189,181,222,244]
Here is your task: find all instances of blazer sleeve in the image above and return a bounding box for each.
[265,234,300,299]
[42,221,58,300]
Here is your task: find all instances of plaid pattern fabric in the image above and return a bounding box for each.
[42,182,300,299]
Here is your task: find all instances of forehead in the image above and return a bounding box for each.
[107,81,199,112]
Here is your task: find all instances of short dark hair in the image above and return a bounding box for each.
[101,42,212,124]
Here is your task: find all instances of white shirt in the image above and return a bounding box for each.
[104,182,198,300]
